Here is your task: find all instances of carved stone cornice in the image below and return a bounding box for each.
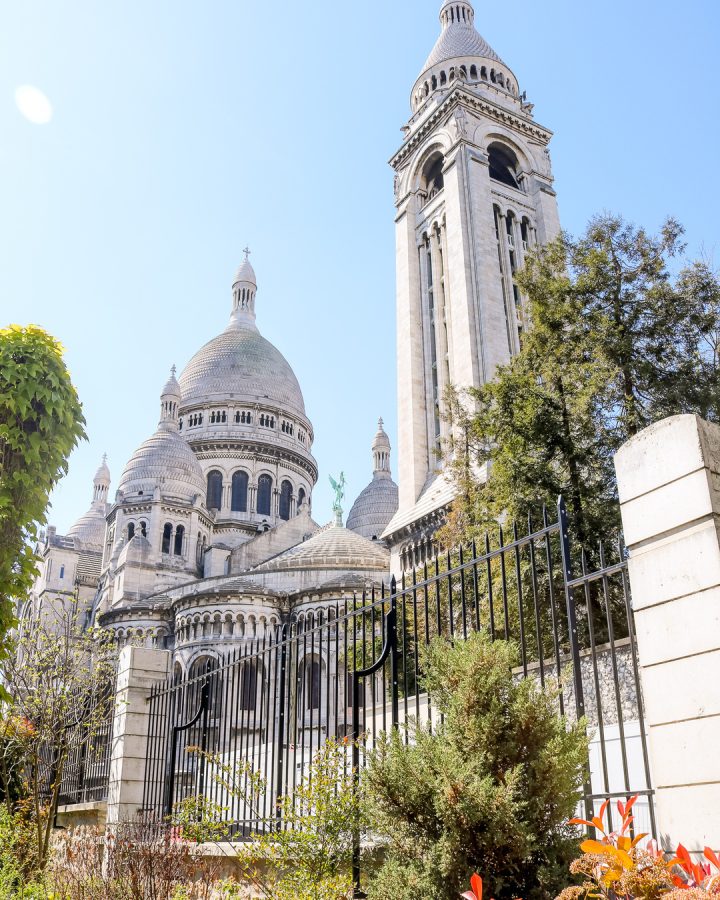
[189,440,318,482]
[390,88,553,172]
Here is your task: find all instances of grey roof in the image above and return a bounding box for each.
[251,524,389,573]
[76,550,103,582]
[420,9,504,77]
[382,470,457,539]
[346,474,399,542]
[117,425,206,503]
[178,321,306,416]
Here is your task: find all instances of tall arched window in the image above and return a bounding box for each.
[421,152,445,200]
[188,656,220,714]
[127,522,135,541]
[297,487,306,511]
[306,659,321,711]
[162,523,172,554]
[240,660,259,711]
[488,142,521,190]
[173,524,185,556]
[207,471,223,511]
[279,480,292,521]
[231,471,249,513]
[257,474,272,516]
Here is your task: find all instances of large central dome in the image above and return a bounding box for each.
[178,256,305,415]
[179,325,306,415]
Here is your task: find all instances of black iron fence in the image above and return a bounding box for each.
[41,685,116,808]
[142,497,655,843]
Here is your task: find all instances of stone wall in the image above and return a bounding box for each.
[515,637,639,727]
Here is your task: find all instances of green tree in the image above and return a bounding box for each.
[363,631,588,900]
[440,215,720,551]
[0,603,117,869]
[0,325,86,648]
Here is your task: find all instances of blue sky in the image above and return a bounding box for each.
[1,0,718,532]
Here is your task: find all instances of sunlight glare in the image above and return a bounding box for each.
[14,85,53,124]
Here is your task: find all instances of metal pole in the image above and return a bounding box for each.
[557,496,586,720]
[558,495,592,821]
[351,593,398,898]
[274,625,288,832]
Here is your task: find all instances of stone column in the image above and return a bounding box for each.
[614,414,720,852]
[106,645,171,825]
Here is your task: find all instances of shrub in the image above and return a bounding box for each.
[48,821,227,899]
[558,797,720,899]
[362,631,588,900]
[0,804,45,898]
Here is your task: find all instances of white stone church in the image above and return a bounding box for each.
[27,0,561,674]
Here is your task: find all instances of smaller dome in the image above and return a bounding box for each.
[347,419,399,541]
[117,377,205,504]
[67,508,107,548]
[67,454,111,547]
[117,431,205,503]
[251,524,389,573]
[346,478,399,542]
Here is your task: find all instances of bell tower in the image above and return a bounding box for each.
[385,0,561,565]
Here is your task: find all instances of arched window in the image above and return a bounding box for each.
[279,480,292,521]
[140,520,147,537]
[162,523,172,554]
[257,474,272,516]
[421,153,445,200]
[305,659,321,711]
[470,64,478,79]
[297,487,306,511]
[488,142,521,190]
[127,522,135,541]
[231,471,249,513]
[188,656,220,714]
[240,660,259,711]
[207,471,223,510]
[174,524,185,556]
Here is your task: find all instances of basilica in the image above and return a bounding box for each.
[28,0,561,670]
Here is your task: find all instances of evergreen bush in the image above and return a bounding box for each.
[363,631,588,900]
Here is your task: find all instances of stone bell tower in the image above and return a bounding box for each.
[384,0,561,569]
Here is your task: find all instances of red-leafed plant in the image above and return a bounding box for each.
[556,796,720,899]
[462,873,485,900]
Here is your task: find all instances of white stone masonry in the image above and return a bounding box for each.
[615,414,720,853]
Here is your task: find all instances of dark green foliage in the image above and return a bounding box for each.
[363,631,588,900]
[0,325,86,649]
[440,215,720,553]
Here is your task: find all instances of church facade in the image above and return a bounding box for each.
[27,0,560,670]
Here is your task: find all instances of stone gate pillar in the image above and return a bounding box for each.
[614,414,720,852]
[106,645,171,825]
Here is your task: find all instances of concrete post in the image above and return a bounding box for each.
[106,645,171,825]
[614,414,720,852]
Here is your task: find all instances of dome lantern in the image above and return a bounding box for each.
[372,418,392,477]
[67,454,112,547]
[230,248,258,329]
[160,365,181,430]
[92,453,111,507]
